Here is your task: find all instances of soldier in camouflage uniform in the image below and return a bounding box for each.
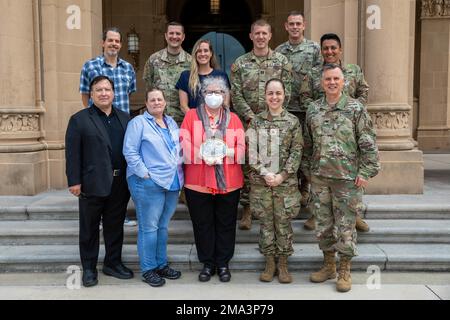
[275,12,322,117]
[248,79,302,284]
[231,19,293,231]
[300,33,369,109]
[275,11,323,210]
[300,33,371,232]
[302,64,380,292]
[143,22,192,125]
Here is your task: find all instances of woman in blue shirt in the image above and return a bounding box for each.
[123,88,183,287]
[176,39,230,113]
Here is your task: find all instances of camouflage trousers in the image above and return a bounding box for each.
[291,112,309,195]
[250,184,301,256]
[309,176,364,258]
[239,164,251,207]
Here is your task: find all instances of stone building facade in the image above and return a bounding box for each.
[0,0,448,195]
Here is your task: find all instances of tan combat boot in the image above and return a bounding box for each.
[355,215,370,232]
[310,251,336,283]
[239,205,252,230]
[303,216,315,230]
[277,256,292,283]
[259,256,276,282]
[336,256,352,292]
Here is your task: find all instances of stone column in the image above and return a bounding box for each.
[0,0,47,195]
[0,0,103,195]
[364,0,424,194]
[417,0,450,151]
[40,0,103,192]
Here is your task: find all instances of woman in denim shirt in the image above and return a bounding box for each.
[123,89,184,287]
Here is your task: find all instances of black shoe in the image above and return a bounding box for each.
[102,263,134,279]
[82,269,98,287]
[218,267,231,282]
[156,265,182,280]
[198,264,216,282]
[142,269,166,287]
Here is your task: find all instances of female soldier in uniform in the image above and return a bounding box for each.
[248,78,303,283]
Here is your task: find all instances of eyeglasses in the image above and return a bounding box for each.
[204,90,225,95]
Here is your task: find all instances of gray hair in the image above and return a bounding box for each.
[201,76,230,95]
[321,63,344,79]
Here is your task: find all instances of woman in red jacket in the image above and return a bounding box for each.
[180,76,245,282]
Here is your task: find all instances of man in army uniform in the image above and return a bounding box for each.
[300,33,371,232]
[300,33,369,106]
[302,64,380,292]
[143,22,191,125]
[231,19,293,230]
[275,11,323,210]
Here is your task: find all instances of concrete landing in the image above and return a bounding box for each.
[0,271,448,300]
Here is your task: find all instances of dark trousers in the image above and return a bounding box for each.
[79,175,130,270]
[185,188,241,268]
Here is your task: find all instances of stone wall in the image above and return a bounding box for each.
[417,0,450,151]
[0,0,103,195]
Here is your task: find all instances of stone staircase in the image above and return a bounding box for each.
[1,192,450,273]
[1,154,449,273]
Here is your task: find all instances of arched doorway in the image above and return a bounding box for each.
[201,32,245,78]
[168,0,260,74]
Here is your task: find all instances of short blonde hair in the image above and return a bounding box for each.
[251,19,272,33]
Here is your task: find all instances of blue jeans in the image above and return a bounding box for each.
[127,175,179,273]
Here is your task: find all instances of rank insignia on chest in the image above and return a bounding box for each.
[270,128,279,135]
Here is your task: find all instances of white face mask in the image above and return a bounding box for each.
[204,93,223,109]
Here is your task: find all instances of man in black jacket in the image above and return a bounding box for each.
[66,75,133,287]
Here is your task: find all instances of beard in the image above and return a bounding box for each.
[104,48,119,58]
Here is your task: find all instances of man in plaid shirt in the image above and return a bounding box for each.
[80,27,136,114]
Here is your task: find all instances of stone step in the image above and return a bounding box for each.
[1,243,449,272]
[1,220,450,245]
[3,183,450,221]
[364,202,450,219]
[2,198,450,221]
